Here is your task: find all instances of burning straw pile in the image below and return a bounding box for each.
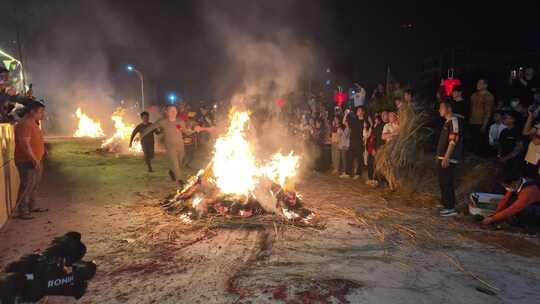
[161,110,314,223]
[375,104,431,191]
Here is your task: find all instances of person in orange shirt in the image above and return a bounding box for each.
[483,177,540,226]
[14,101,46,219]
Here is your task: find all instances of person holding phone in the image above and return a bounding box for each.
[14,101,47,219]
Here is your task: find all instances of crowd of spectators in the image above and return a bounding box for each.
[0,67,39,123]
[285,66,540,226]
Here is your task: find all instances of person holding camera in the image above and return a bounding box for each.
[13,101,47,220]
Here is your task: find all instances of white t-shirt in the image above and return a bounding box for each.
[382,122,399,141]
[353,88,366,107]
[488,122,507,146]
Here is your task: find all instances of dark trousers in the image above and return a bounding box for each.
[367,154,375,180]
[523,162,539,179]
[502,157,523,181]
[469,124,487,157]
[142,142,154,171]
[346,142,364,176]
[438,160,456,209]
[16,161,43,215]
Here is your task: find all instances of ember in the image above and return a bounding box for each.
[162,110,314,223]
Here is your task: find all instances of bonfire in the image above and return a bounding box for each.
[73,108,105,138]
[100,107,142,154]
[162,110,314,223]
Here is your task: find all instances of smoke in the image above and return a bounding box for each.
[23,1,147,135]
[203,0,322,173]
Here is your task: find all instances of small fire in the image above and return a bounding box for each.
[101,107,142,153]
[73,108,105,138]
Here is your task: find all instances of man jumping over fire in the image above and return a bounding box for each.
[139,105,213,186]
[129,111,157,172]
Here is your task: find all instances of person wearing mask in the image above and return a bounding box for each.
[129,111,157,172]
[497,113,524,180]
[436,101,464,217]
[140,105,197,186]
[482,177,540,226]
[522,110,540,179]
[341,106,366,179]
[14,101,47,219]
[469,79,495,156]
[382,112,399,142]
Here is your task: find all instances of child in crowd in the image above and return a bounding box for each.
[331,116,341,174]
[337,122,350,175]
[382,112,399,142]
[488,111,507,148]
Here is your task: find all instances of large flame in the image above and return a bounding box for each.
[211,110,299,195]
[101,107,142,153]
[73,108,105,138]
[261,151,300,191]
[213,111,259,194]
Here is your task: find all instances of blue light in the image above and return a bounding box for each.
[325,79,331,86]
[167,93,177,103]
[126,64,134,72]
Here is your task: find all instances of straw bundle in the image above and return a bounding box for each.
[375,104,431,190]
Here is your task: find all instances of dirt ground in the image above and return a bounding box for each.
[1,139,540,304]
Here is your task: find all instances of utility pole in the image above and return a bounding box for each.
[13,1,27,91]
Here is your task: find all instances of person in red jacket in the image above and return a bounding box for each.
[483,177,540,225]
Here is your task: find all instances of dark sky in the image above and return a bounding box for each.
[0,0,539,104]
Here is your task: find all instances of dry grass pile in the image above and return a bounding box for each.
[375,104,432,191]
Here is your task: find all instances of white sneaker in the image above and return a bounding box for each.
[353,175,361,180]
[339,174,350,178]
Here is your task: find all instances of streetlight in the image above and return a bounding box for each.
[167,93,177,103]
[126,64,144,110]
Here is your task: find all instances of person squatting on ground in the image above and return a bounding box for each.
[13,101,47,219]
[482,177,540,226]
[129,111,158,172]
[341,106,366,179]
[437,101,464,217]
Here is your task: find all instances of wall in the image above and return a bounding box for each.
[0,123,19,227]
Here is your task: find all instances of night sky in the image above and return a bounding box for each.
[0,0,538,105]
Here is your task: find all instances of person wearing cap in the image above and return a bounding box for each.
[436,101,464,217]
[14,101,47,219]
[497,112,524,180]
[483,177,540,226]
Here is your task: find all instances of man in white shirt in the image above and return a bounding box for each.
[488,111,507,147]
